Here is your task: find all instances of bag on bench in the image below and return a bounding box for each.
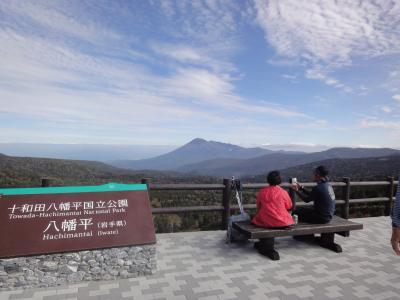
[227,178,250,243]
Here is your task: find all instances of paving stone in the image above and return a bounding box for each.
[0,217,399,300]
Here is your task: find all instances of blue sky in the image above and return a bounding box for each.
[0,0,400,149]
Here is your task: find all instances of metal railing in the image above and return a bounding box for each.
[140,177,399,230]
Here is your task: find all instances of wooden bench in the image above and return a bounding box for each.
[233,216,363,260]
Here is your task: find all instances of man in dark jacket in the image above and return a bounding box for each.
[292,165,335,224]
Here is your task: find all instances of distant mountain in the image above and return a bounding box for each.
[111,138,273,170]
[247,154,400,182]
[178,158,243,174]
[0,153,216,187]
[0,143,176,161]
[177,147,400,177]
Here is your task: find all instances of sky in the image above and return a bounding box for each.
[0,0,400,149]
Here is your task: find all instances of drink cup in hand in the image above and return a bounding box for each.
[291,178,299,190]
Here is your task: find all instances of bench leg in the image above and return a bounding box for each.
[254,238,280,260]
[337,231,350,237]
[315,233,342,253]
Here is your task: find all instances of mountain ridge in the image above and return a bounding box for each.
[246,154,400,182]
[177,147,400,177]
[0,153,216,187]
[110,138,400,176]
[110,138,274,170]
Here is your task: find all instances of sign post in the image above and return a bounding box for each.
[0,183,156,258]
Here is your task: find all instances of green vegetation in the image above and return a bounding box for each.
[0,154,218,187]
[0,154,221,233]
[0,154,397,233]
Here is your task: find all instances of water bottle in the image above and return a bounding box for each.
[292,214,298,225]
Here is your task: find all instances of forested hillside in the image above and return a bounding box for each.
[0,154,220,233]
[0,153,217,187]
[1,153,397,233]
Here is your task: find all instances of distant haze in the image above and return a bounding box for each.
[1,141,398,164]
[260,144,331,153]
[0,143,177,161]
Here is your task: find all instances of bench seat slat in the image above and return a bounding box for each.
[233,216,363,239]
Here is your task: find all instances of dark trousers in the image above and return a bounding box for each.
[295,207,330,224]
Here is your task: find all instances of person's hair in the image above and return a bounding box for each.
[314,165,329,177]
[267,170,282,185]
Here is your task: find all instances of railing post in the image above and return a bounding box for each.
[342,177,350,219]
[288,178,296,211]
[385,176,395,216]
[141,178,151,191]
[222,178,232,230]
[41,178,50,187]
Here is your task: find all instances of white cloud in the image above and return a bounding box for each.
[325,79,338,86]
[155,1,243,50]
[259,143,332,153]
[163,68,235,100]
[149,42,237,74]
[0,0,319,145]
[381,106,392,113]
[254,0,400,65]
[314,96,329,103]
[254,0,400,91]
[0,1,120,44]
[305,68,325,81]
[305,67,353,93]
[160,67,310,118]
[393,95,400,102]
[282,74,296,79]
[293,119,340,130]
[382,68,400,92]
[360,118,400,130]
[267,58,302,67]
[3,0,370,145]
[356,144,383,148]
[152,44,204,63]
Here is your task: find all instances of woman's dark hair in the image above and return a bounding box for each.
[314,165,329,177]
[267,170,282,185]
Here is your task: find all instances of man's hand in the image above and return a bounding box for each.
[291,183,301,191]
[391,227,400,255]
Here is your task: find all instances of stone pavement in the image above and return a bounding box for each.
[1,217,399,300]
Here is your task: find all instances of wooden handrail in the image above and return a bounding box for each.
[152,205,224,214]
[148,181,398,190]
[37,177,397,229]
[144,178,399,228]
[149,183,225,190]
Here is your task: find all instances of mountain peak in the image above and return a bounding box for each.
[188,138,208,145]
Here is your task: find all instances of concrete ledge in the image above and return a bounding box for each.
[0,245,156,290]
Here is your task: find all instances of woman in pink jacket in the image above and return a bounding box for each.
[252,170,294,228]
